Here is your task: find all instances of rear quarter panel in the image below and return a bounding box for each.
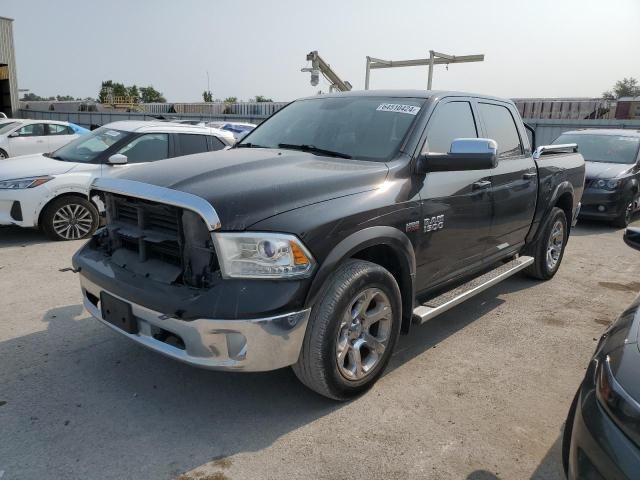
[527,152,585,243]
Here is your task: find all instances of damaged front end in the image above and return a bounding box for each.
[94,192,219,289]
[88,178,223,290]
[72,178,311,371]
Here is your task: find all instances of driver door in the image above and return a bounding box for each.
[414,99,494,292]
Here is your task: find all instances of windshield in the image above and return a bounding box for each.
[0,122,20,134]
[553,133,640,164]
[51,127,130,163]
[238,96,425,161]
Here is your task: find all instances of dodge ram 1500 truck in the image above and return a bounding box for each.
[72,90,585,400]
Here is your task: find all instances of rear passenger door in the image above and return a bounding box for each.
[175,134,227,157]
[475,101,537,256]
[46,124,77,151]
[414,99,494,291]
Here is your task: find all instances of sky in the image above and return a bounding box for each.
[2,0,639,102]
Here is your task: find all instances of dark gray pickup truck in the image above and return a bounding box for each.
[72,90,585,400]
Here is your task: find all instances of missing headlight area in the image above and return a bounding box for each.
[93,192,220,288]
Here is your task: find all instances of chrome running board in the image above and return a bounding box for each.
[412,256,534,324]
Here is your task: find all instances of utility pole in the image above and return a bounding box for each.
[364,50,484,90]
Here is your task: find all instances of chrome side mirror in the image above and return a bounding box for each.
[417,138,498,173]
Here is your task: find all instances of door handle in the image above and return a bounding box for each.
[472,180,492,191]
[523,172,537,180]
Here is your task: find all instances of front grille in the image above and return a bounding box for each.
[96,192,219,287]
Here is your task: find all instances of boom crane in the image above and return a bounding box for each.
[301,51,352,92]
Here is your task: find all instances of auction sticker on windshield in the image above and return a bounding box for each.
[376,103,421,115]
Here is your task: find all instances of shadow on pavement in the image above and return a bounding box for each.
[0,225,51,247]
[0,271,543,479]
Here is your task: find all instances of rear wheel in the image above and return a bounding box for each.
[292,259,402,400]
[41,195,99,241]
[0,149,7,159]
[525,207,568,280]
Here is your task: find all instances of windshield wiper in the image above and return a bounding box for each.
[235,142,268,149]
[277,143,352,159]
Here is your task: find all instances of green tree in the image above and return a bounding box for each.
[140,85,166,103]
[224,96,238,103]
[254,95,273,102]
[202,90,213,102]
[98,80,128,102]
[56,95,75,101]
[21,93,45,101]
[603,77,640,100]
[127,85,140,100]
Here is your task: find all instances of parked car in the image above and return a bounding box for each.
[553,129,640,227]
[562,227,640,479]
[0,120,89,159]
[207,121,256,141]
[72,90,585,400]
[0,121,233,240]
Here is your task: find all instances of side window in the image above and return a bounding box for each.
[177,134,209,156]
[425,101,477,154]
[16,123,46,137]
[208,136,226,151]
[478,103,522,158]
[116,133,169,164]
[47,124,69,135]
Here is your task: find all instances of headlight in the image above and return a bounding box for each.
[213,232,315,279]
[593,179,622,190]
[0,176,53,189]
[596,355,640,447]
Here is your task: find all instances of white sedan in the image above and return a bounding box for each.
[0,120,232,240]
[0,119,90,159]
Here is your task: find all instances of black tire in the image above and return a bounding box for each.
[612,196,634,228]
[562,388,580,478]
[292,259,402,401]
[525,206,568,280]
[41,195,99,241]
[0,149,8,160]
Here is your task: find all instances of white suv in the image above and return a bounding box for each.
[0,121,233,240]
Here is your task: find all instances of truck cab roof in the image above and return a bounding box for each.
[300,89,514,105]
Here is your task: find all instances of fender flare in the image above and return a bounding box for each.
[527,180,574,244]
[305,226,417,313]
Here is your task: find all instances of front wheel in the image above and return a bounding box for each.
[525,206,568,280]
[41,195,99,241]
[613,196,634,228]
[292,259,402,400]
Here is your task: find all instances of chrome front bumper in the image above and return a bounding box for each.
[80,274,310,372]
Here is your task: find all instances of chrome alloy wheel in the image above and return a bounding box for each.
[546,219,564,271]
[336,288,393,381]
[52,203,93,240]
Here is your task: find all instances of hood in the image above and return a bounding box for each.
[111,148,389,229]
[585,161,632,180]
[0,154,78,180]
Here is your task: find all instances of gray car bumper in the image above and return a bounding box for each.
[80,274,310,372]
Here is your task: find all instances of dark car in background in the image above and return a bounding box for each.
[553,129,640,227]
[563,227,640,479]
